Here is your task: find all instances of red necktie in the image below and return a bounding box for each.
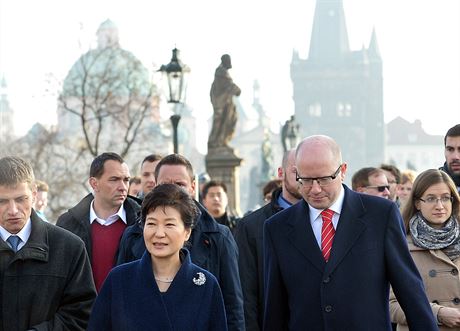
[321,209,335,262]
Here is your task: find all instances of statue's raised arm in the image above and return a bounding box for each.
[208,54,241,150]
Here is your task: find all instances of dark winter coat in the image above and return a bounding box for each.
[234,188,284,331]
[0,211,96,331]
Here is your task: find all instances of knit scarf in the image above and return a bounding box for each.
[410,212,460,261]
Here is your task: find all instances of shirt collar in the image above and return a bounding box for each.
[89,200,127,225]
[0,217,32,244]
[277,194,292,209]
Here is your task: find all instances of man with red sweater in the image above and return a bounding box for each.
[57,152,141,291]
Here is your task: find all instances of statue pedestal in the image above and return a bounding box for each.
[205,146,243,216]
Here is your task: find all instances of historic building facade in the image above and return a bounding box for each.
[291,0,384,175]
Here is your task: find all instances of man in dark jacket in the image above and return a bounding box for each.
[440,124,460,192]
[235,149,301,331]
[0,156,96,331]
[56,152,141,291]
[117,154,245,331]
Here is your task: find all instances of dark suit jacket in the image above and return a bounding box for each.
[263,185,437,331]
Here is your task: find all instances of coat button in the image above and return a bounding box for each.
[428,269,437,277]
[323,277,330,284]
[453,298,460,305]
[452,269,459,276]
[325,305,333,313]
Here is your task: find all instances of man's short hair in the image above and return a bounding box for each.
[0,156,35,189]
[129,176,141,185]
[202,180,227,198]
[380,164,401,184]
[35,180,49,192]
[89,152,124,178]
[154,154,194,181]
[352,167,384,190]
[444,124,460,146]
[141,154,162,167]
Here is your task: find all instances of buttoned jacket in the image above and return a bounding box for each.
[390,235,460,331]
[263,185,437,331]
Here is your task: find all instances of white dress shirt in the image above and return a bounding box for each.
[308,186,345,248]
[0,218,32,251]
[89,200,127,226]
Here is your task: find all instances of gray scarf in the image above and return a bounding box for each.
[410,212,460,261]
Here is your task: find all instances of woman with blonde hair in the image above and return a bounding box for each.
[390,169,460,329]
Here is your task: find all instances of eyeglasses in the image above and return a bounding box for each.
[296,165,342,187]
[419,196,453,206]
[365,185,390,192]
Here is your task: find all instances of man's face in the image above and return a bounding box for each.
[156,165,195,197]
[0,182,36,234]
[34,190,48,212]
[360,173,390,199]
[382,169,397,200]
[202,186,228,218]
[296,146,346,210]
[445,136,460,176]
[90,160,130,209]
[281,151,302,202]
[141,160,160,195]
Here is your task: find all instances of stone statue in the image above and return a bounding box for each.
[208,54,241,149]
[261,129,274,182]
[281,115,300,152]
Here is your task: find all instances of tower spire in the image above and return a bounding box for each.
[308,0,350,62]
[368,27,381,59]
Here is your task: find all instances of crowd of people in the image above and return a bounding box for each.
[1,123,460,330]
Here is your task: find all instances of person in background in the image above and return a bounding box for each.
[441,124,460,193]
[128,176,142,197]
[138,154,163,200]
[202,180,238,235]
[88,184,227,331]
[235,149,301,330]
[381,163,402,203]
[390,169,460,329]
[34,179,49,222]
[56,152,141,292]
[351,167,391,199]
[0,156,96,330]
[263,135,437,330]
[262,179,282,204]
[396,170,417,211]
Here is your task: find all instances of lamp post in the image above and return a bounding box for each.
[159,48,189,154]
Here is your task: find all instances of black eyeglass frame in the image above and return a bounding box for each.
[365,185,390,193]
[296,165,342,187]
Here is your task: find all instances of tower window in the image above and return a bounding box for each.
[308,103,322,117]
[337,102,352,117]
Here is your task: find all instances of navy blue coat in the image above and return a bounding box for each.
[263,185,438,331]
[88,249,227,331]
[117,201,245,331]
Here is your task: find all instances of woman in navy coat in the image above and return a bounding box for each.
[88,184,227,331]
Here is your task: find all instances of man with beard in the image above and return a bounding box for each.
[235,149,301,331]
[440,124,460,193]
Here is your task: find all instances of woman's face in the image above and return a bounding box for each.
[143,206,191,261]
[397,181,413,204]
[415,182,453,228]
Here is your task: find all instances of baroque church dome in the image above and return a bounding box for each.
[62,19,151,98]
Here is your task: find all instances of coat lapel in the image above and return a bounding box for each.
[287,200,325,272]
[324,187,367,275]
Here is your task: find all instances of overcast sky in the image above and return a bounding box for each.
[1,0,459,151]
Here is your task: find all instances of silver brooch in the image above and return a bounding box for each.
[192,272,206,286]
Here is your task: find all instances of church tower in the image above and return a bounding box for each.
[291,0,384,174]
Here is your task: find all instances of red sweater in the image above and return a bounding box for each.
[91,219,126,292]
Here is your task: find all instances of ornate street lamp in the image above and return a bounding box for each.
[159,48,189,154]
